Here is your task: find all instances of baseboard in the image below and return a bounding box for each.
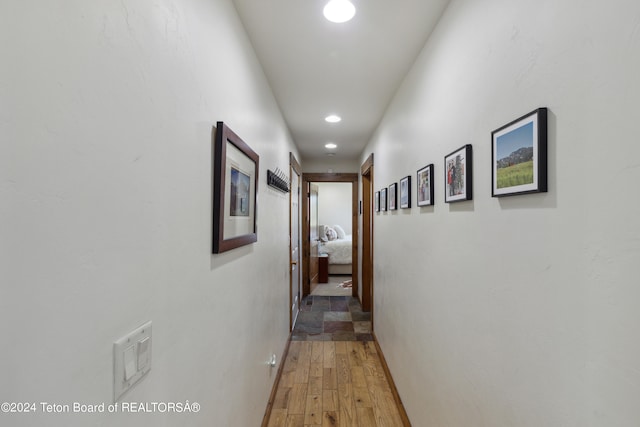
[372,332,412,427]
[260,334,292,427]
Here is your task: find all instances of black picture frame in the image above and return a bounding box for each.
[400,176,411,209]
[213,122,259,254]
[491,108,548,197]
[444,144,473,203]
[416,164,434,207]
[388,183,398,210]
[380,188,387,212]
[375,191,380,212]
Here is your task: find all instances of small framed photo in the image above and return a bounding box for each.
[213,122,259,253]
[400,176,411,208]
[492,108,548,197]
[380,188,387,212]
[375,191,380,212]
[388,183,398,210]
[444,144,473,203]
[416,164,434,207]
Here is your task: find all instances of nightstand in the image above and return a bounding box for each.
[318,254,329,283]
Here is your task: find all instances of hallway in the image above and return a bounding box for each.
[267,341,405,427]
[265,340,406,426]
[265,286,408,426]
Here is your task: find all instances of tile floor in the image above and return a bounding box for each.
[310,274,352,297]
[292,295,373,341]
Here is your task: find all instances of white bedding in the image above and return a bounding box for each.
[322,235,352,264]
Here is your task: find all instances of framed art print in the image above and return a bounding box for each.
[492,108,548,197]
[380,188,387,212]
[444,144,473,203]
[400,176,411,209]
[375,191,380,212]
[417,164,434,207]
[388,183,397,210]
[213,121,259,254]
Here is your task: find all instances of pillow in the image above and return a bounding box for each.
[333,224,346,240]
[319,225,327,239]
[325,227,338,241]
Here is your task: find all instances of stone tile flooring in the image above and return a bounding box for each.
[292,295,373,341]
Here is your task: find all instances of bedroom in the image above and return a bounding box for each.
[314,182,353,296]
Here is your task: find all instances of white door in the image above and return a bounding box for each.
[290,166,301,329]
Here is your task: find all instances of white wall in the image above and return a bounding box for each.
[0,1,296,426]
[317,182,352,235]
[362,0,640,425]
[303,157,360,173]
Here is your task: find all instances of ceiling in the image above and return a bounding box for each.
[232,0,451,162]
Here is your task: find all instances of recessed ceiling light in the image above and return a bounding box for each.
[325,115,341,123]
[325,143,337,149]
[323,0,356,23]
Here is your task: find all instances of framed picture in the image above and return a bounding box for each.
[400,176,411,208]
[444,144,473,203]
[375,191,380,212]
[213,122,259,254]
[380,188,387,212]
[388,183,397,210]
[492,108,548,197]
[416,164,434,207]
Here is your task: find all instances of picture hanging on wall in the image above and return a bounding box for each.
[388,183,398,210]
[444,144,473,203]
[417,164,434,207]
[375,191,380,212]
[491,108,548,197]
[380,188,387,212]
[212,121,259,254]
[400,176,411,208]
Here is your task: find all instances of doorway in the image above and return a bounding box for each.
[289,153,302,331]
[301,173,359,300]
[360,154,374,313]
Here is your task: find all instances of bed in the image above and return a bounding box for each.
[319,225,352,275]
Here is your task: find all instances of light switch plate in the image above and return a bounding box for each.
[113,321,152,401]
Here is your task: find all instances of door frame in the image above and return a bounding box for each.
[301,173,359,298]
[360,154,374,314]
[289,153,302,330]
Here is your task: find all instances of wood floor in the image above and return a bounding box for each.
[265,340,406,427]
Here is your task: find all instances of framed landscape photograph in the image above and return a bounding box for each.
[380,188,387,212]
[400,176,411,209]
[388,183,397,210]
[444,144,473,203]
[492,108,547,197]
[416,164,434,207]
[213,121,259,254]
[375,191,380,212]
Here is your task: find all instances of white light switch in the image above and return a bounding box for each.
[114,321,152,401]
[137,337,150,371]
[124,345,136,381]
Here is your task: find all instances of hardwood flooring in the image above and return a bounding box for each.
[265,341,406,427]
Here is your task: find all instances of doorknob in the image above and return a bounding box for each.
[291,261,298,265]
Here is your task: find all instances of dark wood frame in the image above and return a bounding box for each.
[388,183,398,211]
[399,176,411,209]
[491,107,548,197]
[301,173,359,298]
[444,144,473,203]
[417,164,434,207]
[212,122,259,253]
